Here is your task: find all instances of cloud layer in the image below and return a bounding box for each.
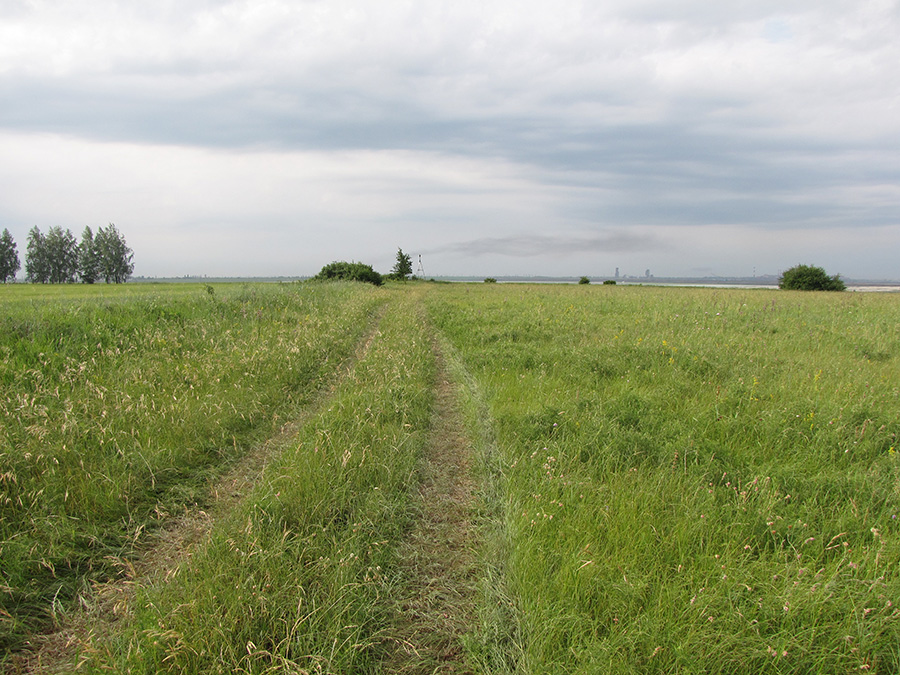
[1,0,898,278]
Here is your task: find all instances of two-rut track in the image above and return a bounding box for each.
[12,299,480,674]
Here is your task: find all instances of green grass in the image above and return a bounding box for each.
[81,288,435,673]
[427,284,900,673]
[3,281,900,673]
[0,282,385,656]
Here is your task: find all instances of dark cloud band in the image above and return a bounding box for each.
[424,231,663,257]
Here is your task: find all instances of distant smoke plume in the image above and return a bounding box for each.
[424,231,662,257]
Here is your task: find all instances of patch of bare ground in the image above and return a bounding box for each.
[8,312,386,675]
[382,338,478,675]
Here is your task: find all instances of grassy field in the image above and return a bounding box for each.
[82,289,436,673]
[0,282,386,657]
[2,281,899,673]
[427,283,900,673]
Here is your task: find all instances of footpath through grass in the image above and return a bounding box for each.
[427,283,900,673]
[0,282,385,658]
[75,287,436,673]
[4,281,900,673]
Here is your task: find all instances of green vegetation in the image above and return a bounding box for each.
[24,224,134,284]
[0,228,20,283]
[579,276,590,284]
[484,277,498,283]
[3,281,899,673]
[389,247,413,280]
[0,282,384,655]
[779,264,846,291]
[427,284,900,673]
[87,290,434,673]
[312,260,384,286]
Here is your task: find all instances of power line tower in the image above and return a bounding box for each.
[416,254,425,277]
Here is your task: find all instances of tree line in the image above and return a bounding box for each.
[0,224,134,284]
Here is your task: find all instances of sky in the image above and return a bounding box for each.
[1,0,898,280]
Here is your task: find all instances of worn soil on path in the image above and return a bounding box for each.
[10,312,386,674]
[382,337,479,674]
[10,308,481,674]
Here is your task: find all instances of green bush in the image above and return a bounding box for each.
[578,276,590,285]
[313,261,383,286]
[779,264,846,291]
[603,279,616,285]
[484,277,497,283]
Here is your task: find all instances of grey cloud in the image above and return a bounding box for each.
[424,232,664,258]
[1,0,898,279]
[4,69,897,239]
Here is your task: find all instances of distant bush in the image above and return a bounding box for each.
[603,279,616,285]
[779,264,846,291]
[313,261,383,286]
[579,276,590,285]
[484,277,497,283]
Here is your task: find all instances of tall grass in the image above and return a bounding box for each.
[6,281,900,673]
[428,284,900,673]
[80,288,435,673]
[0,282,384,656]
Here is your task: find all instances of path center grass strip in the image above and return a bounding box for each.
[83,289,435,674]
[428,283,900,674]
[0,282,384,658]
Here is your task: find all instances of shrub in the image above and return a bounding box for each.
[603,279,616,285]
[778,264,846,291]
[313,261,383,286]
[484,277,497,283]
[579,276,590,285]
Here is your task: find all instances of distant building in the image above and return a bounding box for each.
[615,267,620,278]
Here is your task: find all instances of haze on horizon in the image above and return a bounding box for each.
[1,1,898,281]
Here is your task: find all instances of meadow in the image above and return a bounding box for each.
[0,282,387,658]
[428,284,900,673]
[1,281,899,673]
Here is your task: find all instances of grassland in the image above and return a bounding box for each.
[2,281,899,673]
[428,284,900,673]
[0,282,386,657]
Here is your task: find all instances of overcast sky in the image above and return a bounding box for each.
[1,0,898,279]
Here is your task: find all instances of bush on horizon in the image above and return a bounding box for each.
[312,261,383,286]
[779,264,846,291]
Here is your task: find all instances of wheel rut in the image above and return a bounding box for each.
[382,332,479,674]
[10,307,388,675]
[12,302,484,675]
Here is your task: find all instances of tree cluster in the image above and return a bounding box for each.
[312,249,415,286]
[24,224,134,284]
[778,264,846,292]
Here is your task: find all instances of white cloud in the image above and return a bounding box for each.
[0,131,569,276]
